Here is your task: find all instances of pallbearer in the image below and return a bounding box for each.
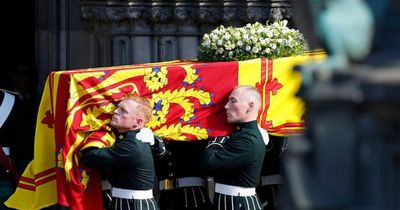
[200,85,266,210]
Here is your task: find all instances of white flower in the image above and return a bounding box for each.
[223,34,231,40]
[251,37,258,44]
[202,39,211,47]
[252,47,260,54]
[198,20,306,61]
[245,45,251,51]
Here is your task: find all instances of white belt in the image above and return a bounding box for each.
[2,147,10,156]
[159,177,205,190]
[215,183,256,196]
[0,92,15,128]
[261,174,284,185]
[111,187,153,199]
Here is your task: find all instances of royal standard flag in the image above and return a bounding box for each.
[5,51,325,210]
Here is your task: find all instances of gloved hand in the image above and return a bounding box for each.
[258,125,270,145]
[136,127,155,145]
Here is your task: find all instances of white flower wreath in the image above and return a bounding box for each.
[198,20,307,61]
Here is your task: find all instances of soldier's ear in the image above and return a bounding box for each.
[136,118,144,127]
[247,101,254,112]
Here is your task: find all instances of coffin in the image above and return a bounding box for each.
[5,51,325,210]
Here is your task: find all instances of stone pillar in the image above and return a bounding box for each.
[129,4,152,64]
[198,0,223,33]
[175,0,200,59]
[151,0,177,62]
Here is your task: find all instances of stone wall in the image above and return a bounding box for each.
[35,0,293,93]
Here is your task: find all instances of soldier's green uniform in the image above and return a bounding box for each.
[200,121,266,210]
[81,130,164,210]
[156,140,212,210]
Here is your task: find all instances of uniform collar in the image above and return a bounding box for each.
[117,129,140,140]
[234,120,258,131]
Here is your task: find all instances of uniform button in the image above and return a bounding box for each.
[119,135,124,139]
[168,173,174,177]
[167,161,173,166]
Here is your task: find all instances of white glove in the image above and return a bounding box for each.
[136,127,155,145]
[258,125,270,145]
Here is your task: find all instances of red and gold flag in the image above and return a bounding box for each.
[5,51,325,210]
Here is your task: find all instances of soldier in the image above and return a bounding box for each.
[0,66,36,210]
[156,140,212,210]
[256,135,285,210]
[199,85,266,210]
[0,89,21,210]
[80,94,164,210]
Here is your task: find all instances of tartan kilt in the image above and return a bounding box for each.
[212,193,263,210]
[109,197,159,210]
[158,186,212,210]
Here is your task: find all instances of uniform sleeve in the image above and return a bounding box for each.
[80,140,143,169]
[151,135,167,157]
[199,134,255,175]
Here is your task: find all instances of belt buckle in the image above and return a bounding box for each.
[164,178,175,190]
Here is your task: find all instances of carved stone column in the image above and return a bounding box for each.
[175,0,200,59]
[129,3,153,64]
[151,0,178,62]
[198,0,223,33]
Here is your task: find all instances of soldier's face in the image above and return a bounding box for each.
[111,99,141,132]
[224,89,249,124]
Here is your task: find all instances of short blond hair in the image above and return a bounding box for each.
[234,85,262,110]
[124,94,152,123]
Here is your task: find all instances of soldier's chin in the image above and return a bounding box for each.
[226,117,234,123]
[110,121,117,127]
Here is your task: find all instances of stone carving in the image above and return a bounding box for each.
[80,6,108,21]
[127,6,151,20]
[106,7,126,22]
[246,7,268,23]
[198,7,223,24]
[223,7,246,25]
[175,6,197,22]
[151,6,174,23]
[79,0,292,24]
[268,6,292,21]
